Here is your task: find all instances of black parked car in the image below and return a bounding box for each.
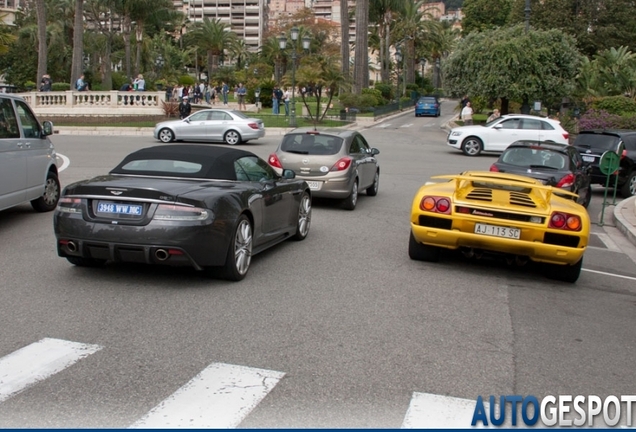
[490,140,592,207]
[571,130,636,197]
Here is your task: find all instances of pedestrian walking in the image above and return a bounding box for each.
[459,95,470,120]
[236,83,247,110]
[461,101,474,125]
[222,82,229,105]
[283,88,290,116]
[272,86,283,115]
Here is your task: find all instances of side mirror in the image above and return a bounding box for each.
[371,148,380,156]
[42,120,54,137]
[282,169,296,179]
[493,124,503,130]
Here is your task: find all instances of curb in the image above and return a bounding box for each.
[612,195,636,248]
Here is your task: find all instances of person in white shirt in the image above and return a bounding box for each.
[461,102,474,125]
[283,88,290,116]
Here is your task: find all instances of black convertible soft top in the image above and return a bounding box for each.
[110,145,256,180]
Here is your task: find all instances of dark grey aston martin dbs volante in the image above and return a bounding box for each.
[54,145,312,281]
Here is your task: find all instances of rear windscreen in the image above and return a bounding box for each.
[419,98,437,103]
[280,134,344,155]
[574,133,620,151]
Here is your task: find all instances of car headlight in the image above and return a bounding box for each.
[451,131,463,136]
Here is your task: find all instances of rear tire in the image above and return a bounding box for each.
[620,171,636,197]
[408,231,440,262]
[461,137,483,156]
[544,259,582,283]
[366,171,379,196]
[293,192,311,241]
[224,130,241,145]
[219,215,252,281]
[66,256,106,267]
[341,179,358,210]
[31,171,60,212]
[581,186,592,208]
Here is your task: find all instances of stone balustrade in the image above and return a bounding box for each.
[17,91,166,116]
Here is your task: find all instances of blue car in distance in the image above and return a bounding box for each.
[415,96,441,117]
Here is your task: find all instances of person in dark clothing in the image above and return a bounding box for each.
[39,74,52,91]
[179,96,192,119]
[120,83,133,91]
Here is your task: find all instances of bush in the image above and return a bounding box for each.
[51,82,70,91]
[591,96,636,115]
[111,72,128,91]
[25,80,37,90]
[578,109,622,130]
[161,100,180,118]
[179,75,196,86]
[338,92,378,111]
[374,83,392,101]
[470,95,488,114]
[361,88,384,106]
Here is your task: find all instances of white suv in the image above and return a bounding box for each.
[0,94,60,212]
[447,114,570,156]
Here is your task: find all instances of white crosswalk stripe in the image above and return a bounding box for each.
[130,362,285,428]
[400,123,414,128]
[375,123,392,128]
[0,338,102,403]
[402,392,489,428]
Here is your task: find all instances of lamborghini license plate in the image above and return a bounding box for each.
[474,223,520,239]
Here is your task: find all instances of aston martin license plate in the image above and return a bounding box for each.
[474,223,520,239]
[306,181,322,190]
[97,201,142,216]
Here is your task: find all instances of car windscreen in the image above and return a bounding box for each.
[280,134,344,155]
[574,133,620,151]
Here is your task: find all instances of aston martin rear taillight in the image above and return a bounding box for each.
[154,204,209,221]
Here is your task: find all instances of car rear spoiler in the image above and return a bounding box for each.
[430,173,580,201]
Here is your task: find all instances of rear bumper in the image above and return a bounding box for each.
[54,213,232,268]
[296,174,354,199]
[411,223,586,265]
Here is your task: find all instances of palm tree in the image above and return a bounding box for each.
[35,0,47,84]
[70,0,84,88]
[259,35,285,83]
[353,0,369,93]
[187,18,237,77]
[340,0,350,84]
[369,0,403,84]
[0,18,17,56]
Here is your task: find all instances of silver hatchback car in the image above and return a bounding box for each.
[0,93,60,213]
[268,128,380,210]
[154,109,265,145]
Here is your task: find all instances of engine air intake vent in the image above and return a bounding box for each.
[509,192,536,208]
[466,188,493,202]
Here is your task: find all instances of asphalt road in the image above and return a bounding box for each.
[0,106,635,427]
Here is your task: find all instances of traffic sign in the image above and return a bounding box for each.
[599,151,620,175]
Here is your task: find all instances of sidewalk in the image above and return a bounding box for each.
[612,195,636,248]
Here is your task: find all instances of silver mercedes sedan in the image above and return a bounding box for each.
[154,109,265,145]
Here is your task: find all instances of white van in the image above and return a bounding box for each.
[0,93,60,212]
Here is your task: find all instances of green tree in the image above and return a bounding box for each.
[509,0,636,57]
[187,18,237,76]
[70,0,83,88]
[444,25,582,114]
[353,0,369,93]
[461,0,512,34]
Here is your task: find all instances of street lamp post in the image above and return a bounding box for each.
[279,28,310,128]
[155,55,164,76]
[255,88,261,112]
[395,47,403,110]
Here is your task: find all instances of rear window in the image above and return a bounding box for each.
[120,159,202,174]
[574,133,620,151]
[502,148,567,169]
[419,97,437,103]
[280,134,344,155]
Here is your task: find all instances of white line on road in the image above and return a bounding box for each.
[0,338,102,403]
[130,362,285,428]
[582,268,636,281]
[400,123,413,128]
[592,232,622,252]
[376,123,392,128]
[402,392,489,428]
[56,153,70,172]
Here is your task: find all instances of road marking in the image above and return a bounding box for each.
[131,362,285,428]
[0,338,102,403]
[402,392,489,428]
[592,232,622,252]
[400,123,413,128]
[375,123,392,128]
[56,153,70,172]
[582,268,636,281]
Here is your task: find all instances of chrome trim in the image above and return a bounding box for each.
[63,195,193,206]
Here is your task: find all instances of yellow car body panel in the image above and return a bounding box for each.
[410,171,590,266]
